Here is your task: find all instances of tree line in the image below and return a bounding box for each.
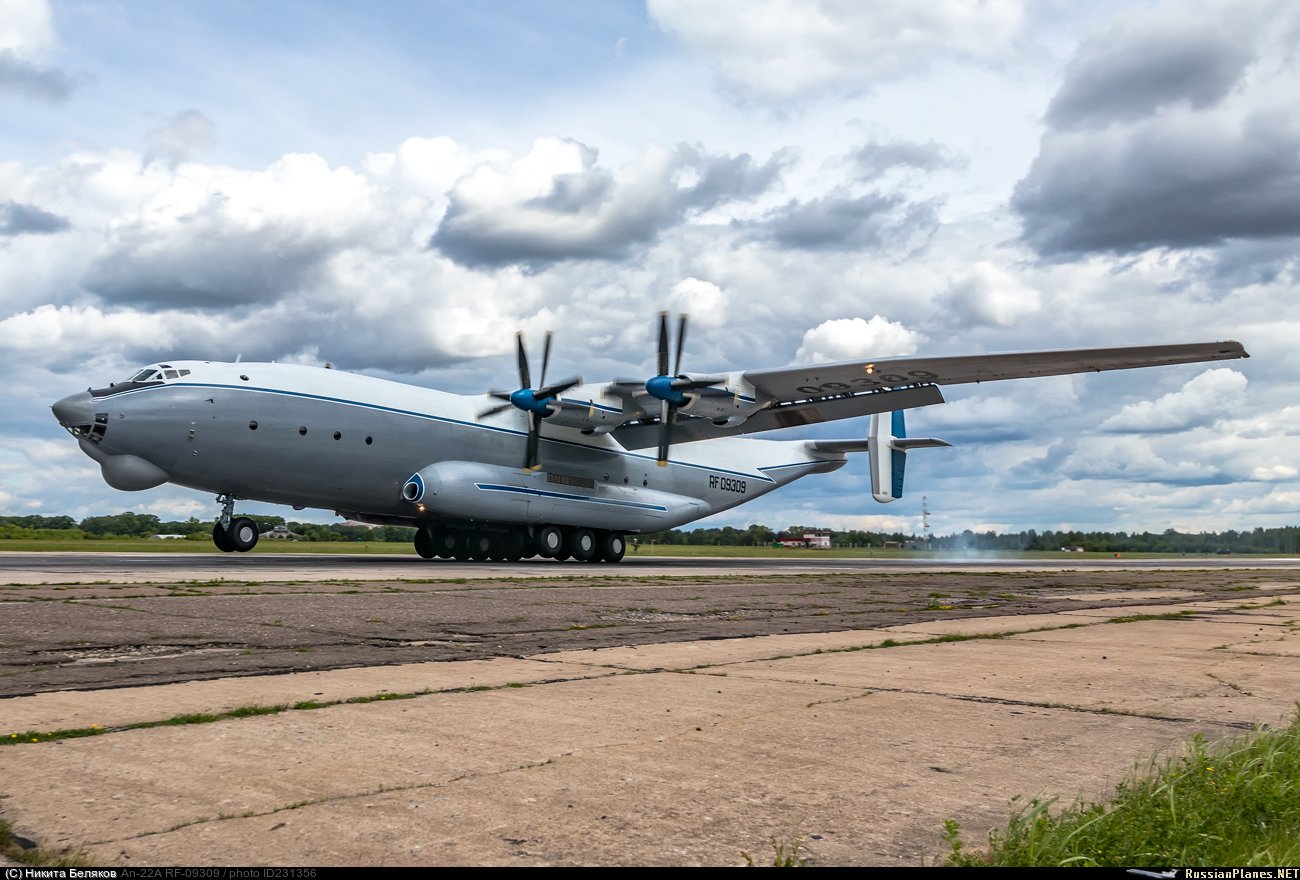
[0,513,416,543]
[2,513,1297,553]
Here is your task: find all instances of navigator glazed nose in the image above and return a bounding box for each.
[51,391,93,428]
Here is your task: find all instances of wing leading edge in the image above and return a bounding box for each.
[743,341,1248,403]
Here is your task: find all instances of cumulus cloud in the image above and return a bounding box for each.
[1054,435,1225,484]
[793,315,921,364]
[0,0,56,52]
[142,110,215,170]
[648,0,1025,100]
[849,139,960,181]
[667,277,729,326]
[82,153,379,308]
[0,199,70,235]
[1044,10,1256,129]
[1014,1,1300,256]
[0,1,81,102]
[0,48,77,101]
[1100,368,1247,433]
[751,191,939,252]
[430,138,786,267]
[939,261,1041,328]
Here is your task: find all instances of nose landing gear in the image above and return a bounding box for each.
[212,494,259,553]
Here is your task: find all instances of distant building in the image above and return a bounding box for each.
[779,532,832,549]
[149,534,189,540]
[265,524,301,540]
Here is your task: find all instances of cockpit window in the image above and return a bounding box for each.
[129,369,161,382]
[164,369,179,379]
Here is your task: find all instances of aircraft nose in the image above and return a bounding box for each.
[52,391,94,428]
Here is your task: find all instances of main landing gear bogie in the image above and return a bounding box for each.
[412,523,629,564]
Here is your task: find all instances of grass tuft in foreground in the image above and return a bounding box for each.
[944,709,1300,866]
[0,817,93,867]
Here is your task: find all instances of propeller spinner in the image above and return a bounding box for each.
[478,331,581,470]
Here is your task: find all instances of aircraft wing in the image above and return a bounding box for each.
[742,341,1249,403]
[611,340,1248,450]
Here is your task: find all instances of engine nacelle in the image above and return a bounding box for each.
[677,372,764,425]
[678,390,764,424]
[540,395,628,433]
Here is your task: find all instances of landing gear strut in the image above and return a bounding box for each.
[212,494,259,553]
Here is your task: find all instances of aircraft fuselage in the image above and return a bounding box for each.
[54,361,843,540]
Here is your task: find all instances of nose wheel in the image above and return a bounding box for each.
[212,494,259,552]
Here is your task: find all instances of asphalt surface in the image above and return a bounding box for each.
[3,550,1297,584]
[3,553,1298,695]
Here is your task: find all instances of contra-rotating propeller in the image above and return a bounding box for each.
[642,312,727,466]
[478,331,581,470]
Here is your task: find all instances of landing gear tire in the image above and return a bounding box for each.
[503,528,529,562]
[433,529,457,558]
[212,522,234,552]
[568,527,598,562]
[451,532,471,561]
[227,517,259,552]
[414,526,437,559]
[599,532,626,564]
[468,531,492,561]
[536,525,564,559]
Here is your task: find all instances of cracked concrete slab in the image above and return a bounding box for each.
[1,567,1298,866]
[2,658,610,733]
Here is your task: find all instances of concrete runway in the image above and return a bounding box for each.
[1,554,1298,866]
[3,550,1298,585]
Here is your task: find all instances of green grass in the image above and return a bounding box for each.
[0,816,93,866]
[944,710,1300,867]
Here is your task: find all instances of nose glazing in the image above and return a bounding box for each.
[52,391,94,428]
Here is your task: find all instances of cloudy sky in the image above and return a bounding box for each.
[3,0,1297,535]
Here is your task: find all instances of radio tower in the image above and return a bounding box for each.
[922,496,932,551]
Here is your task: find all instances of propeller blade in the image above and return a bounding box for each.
[539,330,553,390]
[657,398,673,466]
[525,412,542,470]
[536,375,582,399]
[515,331,531,390]
[674,313,688,377]
[657,311,670,377]
[478,400,515,419]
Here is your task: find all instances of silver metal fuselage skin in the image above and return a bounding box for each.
[59,361,844,532]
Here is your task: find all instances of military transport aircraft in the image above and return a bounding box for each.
[51,314,1247,563]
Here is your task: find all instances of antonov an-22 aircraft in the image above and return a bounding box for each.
[51,313,1248,563]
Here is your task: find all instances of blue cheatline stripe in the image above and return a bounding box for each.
[558,396,623,414]
[475,483,668,511]
[94,382,778,483]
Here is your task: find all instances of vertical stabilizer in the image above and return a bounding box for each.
[868,412,951,503]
